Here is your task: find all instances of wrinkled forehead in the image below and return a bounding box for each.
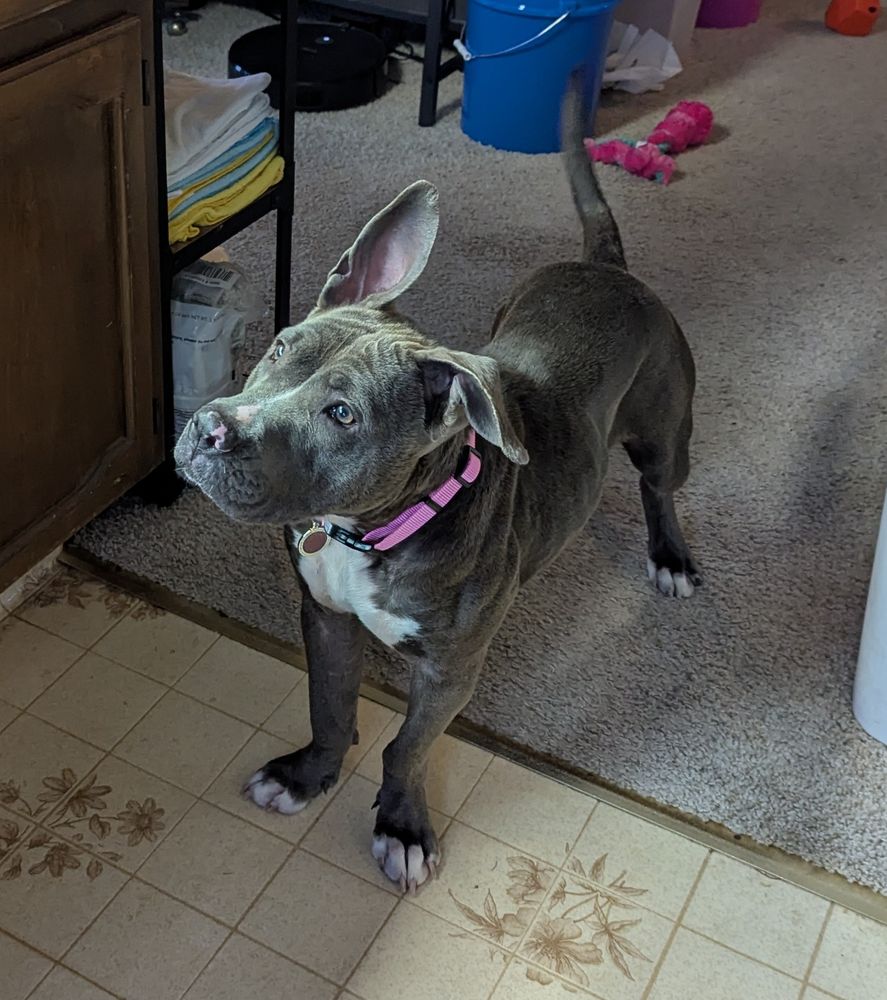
[273,310,368,373]
[250,309,431,411]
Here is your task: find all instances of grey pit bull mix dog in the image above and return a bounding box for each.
[175,80,700,893]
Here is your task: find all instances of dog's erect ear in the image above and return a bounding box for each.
[418,348,529,466]
[317,181,440,311]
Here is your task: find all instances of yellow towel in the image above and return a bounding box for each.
[167,126,278,216]
[169,152,285,245]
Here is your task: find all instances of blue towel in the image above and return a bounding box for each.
[169,120,280,221]
[168,117,277,194]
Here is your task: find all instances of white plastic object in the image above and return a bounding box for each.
[603,22,682,94]
[854,489,887,744]
[170,258,263,437]
[615,0,702,58]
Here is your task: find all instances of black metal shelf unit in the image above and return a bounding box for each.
[141,0,297,503]
[317,0,462,126]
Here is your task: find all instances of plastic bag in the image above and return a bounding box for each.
[170,258,263,436]
[602,22,682,95]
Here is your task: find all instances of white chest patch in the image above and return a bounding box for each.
[296,519,420,649]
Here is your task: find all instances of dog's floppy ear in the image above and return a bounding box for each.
[418,348,529,466]
[317,181,439,310]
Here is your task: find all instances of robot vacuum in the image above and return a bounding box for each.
[228,22,389,111]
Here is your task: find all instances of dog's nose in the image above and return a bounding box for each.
[194,408,238,453]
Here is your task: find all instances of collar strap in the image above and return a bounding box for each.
[323,430,481,553]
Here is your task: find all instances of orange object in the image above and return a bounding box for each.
[825,0,881,35]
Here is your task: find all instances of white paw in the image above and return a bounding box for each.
[647,558,696,599]
[372,834,440,894]
[243,770,308,814]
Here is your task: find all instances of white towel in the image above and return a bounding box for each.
[164,69,273,185]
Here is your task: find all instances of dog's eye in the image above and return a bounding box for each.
[329,403,356,426]
[271,341,286,361]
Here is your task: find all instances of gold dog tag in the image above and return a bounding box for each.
[297,523,328,556]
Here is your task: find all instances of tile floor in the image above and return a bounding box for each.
[0,562,885,1000]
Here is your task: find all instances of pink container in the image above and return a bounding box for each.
[696,0,762,27]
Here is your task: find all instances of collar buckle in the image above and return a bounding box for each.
[325,522,375,552]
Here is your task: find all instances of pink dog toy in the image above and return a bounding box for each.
[586,102,714,185]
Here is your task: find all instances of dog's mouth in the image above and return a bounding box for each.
[174,433,272,521]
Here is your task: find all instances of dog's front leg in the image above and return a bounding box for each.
[373,650,485,893]
[244,585,367,814]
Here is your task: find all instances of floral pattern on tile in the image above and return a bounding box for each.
[440,837,654,989]
[568,803,706,922]
[0,763,180,883]
[0,717,103,826]
[492,958,602,998]
[28,569,133,617]
[1,766,80,822]
[17,568,136,648]
[0,800,109,882]
[0,810,33,869]
[515,853,653,987]
[0,817,127,959]
[448,854,555,948]
[1,829,107,885]
[51,778,167,851]
[0,547,60,612]
[2,833,98,882]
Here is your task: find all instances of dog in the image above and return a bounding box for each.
[175,76,700,893]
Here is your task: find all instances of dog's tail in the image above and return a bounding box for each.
[562,70,626,270]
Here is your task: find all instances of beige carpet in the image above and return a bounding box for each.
[75,2,887,891]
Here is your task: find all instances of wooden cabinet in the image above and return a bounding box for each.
[0,2,162,589]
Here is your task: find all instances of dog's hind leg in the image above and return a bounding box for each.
[623,409,702,599]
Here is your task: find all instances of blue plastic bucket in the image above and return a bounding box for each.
[459,0,618,154]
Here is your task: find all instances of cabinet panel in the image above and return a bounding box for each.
[0,16,160,586]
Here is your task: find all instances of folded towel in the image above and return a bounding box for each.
[168,117,277,195]
[169,152,284,245]
[165,69,272,184]
[169,120,279,220]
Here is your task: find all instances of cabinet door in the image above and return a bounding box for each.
[0,16,160,587]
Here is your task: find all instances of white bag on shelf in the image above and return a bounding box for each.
[170,259,262,437]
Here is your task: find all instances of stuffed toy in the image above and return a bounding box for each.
[586,102,714,185]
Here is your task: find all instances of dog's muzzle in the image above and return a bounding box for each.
[174,406,248,487]
[190,408,241,455]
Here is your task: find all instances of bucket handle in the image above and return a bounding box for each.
[454,9,572,62]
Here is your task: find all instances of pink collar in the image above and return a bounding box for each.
[298,430,482,556]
